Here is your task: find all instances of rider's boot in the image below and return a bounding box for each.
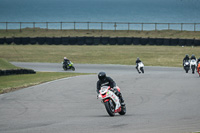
[119,93,125,106]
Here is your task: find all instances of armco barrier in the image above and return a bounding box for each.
[0,69,36,76]
[0,37,200,46]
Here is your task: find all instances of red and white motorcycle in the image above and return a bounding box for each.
[98,86,126,116]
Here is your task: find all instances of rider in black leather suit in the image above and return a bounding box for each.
[96,72,125,105]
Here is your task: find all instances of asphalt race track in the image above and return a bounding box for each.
[0,62,200,133]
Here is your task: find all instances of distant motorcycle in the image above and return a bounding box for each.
[183,60,190,73]
[137,62,144,73]
[190,59,196,74]
[98,86,126,117]
[62,61,75,71]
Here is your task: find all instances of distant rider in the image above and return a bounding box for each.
[183,54,190,66]
[197,57,200,65]
[63,57,70,67]
[190,54,196,61]
[136,57,142,73]
[97,72,125,106]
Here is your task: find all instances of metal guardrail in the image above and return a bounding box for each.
[0,22,200,31]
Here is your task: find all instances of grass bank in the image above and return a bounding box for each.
[1,28,200,39]
[0,72,90,94]
[0,58,91,94]
[0,58,20,70]
[0,45,199,67]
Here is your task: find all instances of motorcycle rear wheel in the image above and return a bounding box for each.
[119,105,126,115]
[140,67,144,73]
[105,100,115,116]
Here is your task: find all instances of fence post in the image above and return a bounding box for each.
[155,23,157,31]
[128,23,130,32]
[114,22,117,31]
[60,22,62,31]
[168,23,170,30]
[181,23,183,31]
[141,23,143,31]
[87,22,89,30]
[20,22,22,32]
[46,22,48,31]
[194,23,196,32]
[6,22,8,32]
[101,22,103,31]
[74,22,76,30]
[33,22,35,31]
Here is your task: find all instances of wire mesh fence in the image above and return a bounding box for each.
[0,22,200,31]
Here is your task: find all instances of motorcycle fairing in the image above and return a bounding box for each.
[100,89,121,112]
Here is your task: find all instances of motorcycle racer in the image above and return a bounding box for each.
[197,57,200,65]
[63,57,70,68]
[190,54,196,60]
[97,72,125,105]
[183,54,190,66]
[136,57,142,73]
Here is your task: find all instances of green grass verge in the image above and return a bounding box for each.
[0,45,200,67]
[0,72,91,94]
[0,58,20,70]
[1,28,200,39]
[0,58,92,94]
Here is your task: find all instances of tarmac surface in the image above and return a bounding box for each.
[0,62,200,133]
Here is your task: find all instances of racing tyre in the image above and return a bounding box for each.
[119,105,126,115]
[72,66,75,71]
[140,67,144,73]
[105,100,115,116]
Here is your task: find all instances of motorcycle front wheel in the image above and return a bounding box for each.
[72,66,75,71]
[105,100,115,116]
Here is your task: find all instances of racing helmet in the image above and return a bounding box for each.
[64,57,67,59]
[185,54,189,58]
[98,72,106,81]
